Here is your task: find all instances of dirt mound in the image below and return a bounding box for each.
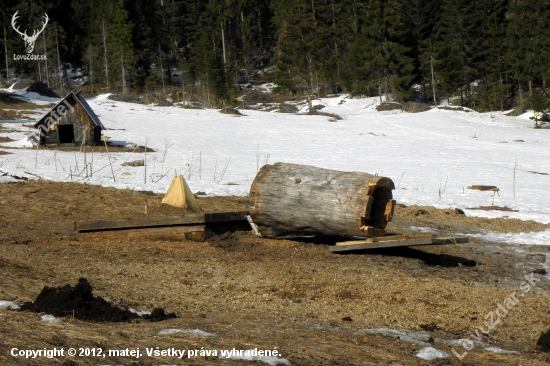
[20,278,177,322]
[277,103,299,113]
[109,93,173,106]
[538,330,550,352]
[26,82,60,98]
[219,106,243,115]
[141,93,173,106]
[402,102,431,113]
[437,105,472,112]
[242,90,274,104]
[376,102,402,111]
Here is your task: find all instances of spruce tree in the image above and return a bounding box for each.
[273,0,326,111]
[433,0,481,106]
[362,0,415,102]
[506,0,550,100]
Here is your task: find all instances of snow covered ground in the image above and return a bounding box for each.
[1,89,549,243]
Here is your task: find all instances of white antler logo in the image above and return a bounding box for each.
[11,11,49,54]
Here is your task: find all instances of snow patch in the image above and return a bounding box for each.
[156,328,216,337]
[128,308,151,316]
[0,300,20,310]
[40,314,60,323]
[460,229,550,245]
[2,134,37,148]
[415,346,451,360]
[483,346,520,355]
[409,226,439,234]
[355,328,431,346]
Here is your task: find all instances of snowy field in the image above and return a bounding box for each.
[1,88,549,244]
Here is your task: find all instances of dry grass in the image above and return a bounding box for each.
[0,137,15,143]
[315,111,343,121]
[395,204,549,234]
[0,92,54,120]
[0,181,550,365]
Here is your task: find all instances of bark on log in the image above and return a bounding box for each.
[250,163,395,239]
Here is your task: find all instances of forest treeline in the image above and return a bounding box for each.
[1,0,549,110]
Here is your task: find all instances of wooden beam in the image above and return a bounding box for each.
[330,236,469,252]
[80,225,205,241]
[75,211,249,232]
[75,214,205,232]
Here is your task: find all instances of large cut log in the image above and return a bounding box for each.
[250,162,395,239]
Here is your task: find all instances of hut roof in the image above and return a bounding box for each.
[33,90,106,130]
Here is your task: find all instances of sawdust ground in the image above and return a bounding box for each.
[0,180,549,365]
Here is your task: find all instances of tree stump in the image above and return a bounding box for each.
[250,163,396,239]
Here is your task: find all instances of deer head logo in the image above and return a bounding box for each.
[11,11,49,54]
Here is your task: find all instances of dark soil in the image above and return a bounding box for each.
[219,106,243,115]
[26,82,60,98]
[108,93,173,106]
[242,89,274,104]
[276,103,299,113]
[437,105,473,112]
[19,278,176,322]
[0,92,54,120]
[375,102,402,111]
[402,101,431,113]
[537,330,550,352]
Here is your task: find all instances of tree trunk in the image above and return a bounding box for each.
[102,19,109,89]
[384,74,389,102]
[121,45,126,94]
[431,54,437,106]
[43,31,49,86]
[4,27,10,86]
[158,44,165,93]
[89,46,93,94]
[518,81,523,105]
[221,23,227,66]
[37,59,42,81]
[55,27,63,94]
[250,163,396,240]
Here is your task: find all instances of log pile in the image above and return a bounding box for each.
[250,163,395,240]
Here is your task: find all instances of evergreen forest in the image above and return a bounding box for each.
[1,0,549,111]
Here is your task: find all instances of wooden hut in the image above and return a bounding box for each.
[34,90,106,146]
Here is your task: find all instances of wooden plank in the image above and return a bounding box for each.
[75,211,250,233]
[80,225,205,241]
[330,236,469,252]
[384,199,396,221]
[75,213,205,232]
[334,237,434,250]
[338,234,433,245]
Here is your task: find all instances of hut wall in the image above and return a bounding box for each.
[57,99,92,145]
[40,97,99,146]
[38,94,104,146]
